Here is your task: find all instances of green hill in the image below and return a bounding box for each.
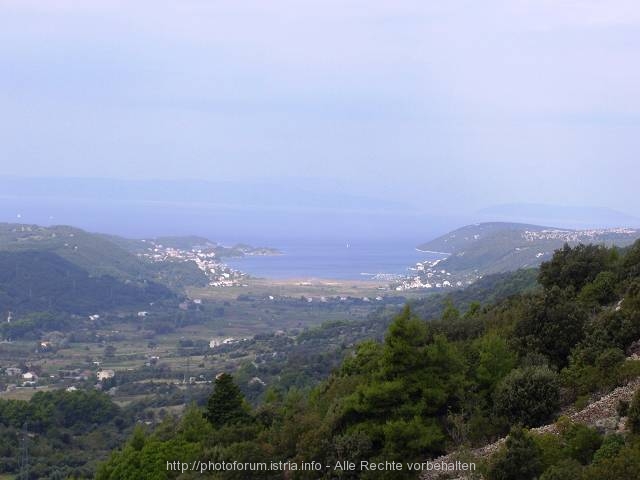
[107,233,280,258]
[0,250,174,316]
[418,222,640,275]
[0,223,209,289]
[0,223,150,279]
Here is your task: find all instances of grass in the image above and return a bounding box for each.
[0,385,57,401]
[187,277,391,300]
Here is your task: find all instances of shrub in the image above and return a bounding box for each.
[626,389,640,434]
[563,424,602,465]
[539,458,583,480]
[493,366,560,427]
[488,427,542,480]
[592,434,625,464]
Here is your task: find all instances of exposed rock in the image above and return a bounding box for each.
[626,339,640,357]
[420,377,640,480]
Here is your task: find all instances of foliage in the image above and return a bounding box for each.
[474,333,517,393]
[591,434,625,464]
[622,240,640,280]
[0,389,132,479]
[205,373,252,428]
[562,423,602,465]
[539,459,584,480]
[513,287,587,368]
[539,243,611,292]
[86,241,640,478]
[578,271,618,306]
[493,366,560,427]
[487,427,543,480]
[582,438,640,480]
[0,250,174,319]
[627,388,640,434]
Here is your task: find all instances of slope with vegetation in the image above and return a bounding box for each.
[96,239,640,479]
[0,223,210,290]
[0,250,173,318]
[417,222,640,276]
[0,223,150,279]
[0,222,279,322]
[0,389,134,479]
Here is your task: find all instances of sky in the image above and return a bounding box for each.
[1,0,639,219]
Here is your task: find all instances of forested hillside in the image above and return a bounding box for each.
[0,223,151,279]
[97,240,640,479]
[0,389,134,478]
[0,223,210,290]
[0,250,174,317]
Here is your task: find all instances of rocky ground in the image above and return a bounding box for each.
[420,377,640,480]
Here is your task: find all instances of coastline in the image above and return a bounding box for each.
[415,248,451,255]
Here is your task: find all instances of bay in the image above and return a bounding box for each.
[225,241,446,280]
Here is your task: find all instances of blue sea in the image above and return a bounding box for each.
[225,241,445,280]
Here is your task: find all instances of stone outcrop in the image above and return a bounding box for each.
[420,378,640,480]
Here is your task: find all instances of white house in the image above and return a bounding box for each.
[97,369,115,381]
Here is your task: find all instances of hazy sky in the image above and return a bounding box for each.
[1,0,639,215]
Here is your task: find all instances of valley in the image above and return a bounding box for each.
[2,220,640,479]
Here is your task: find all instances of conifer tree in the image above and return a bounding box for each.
[204,373,250,428]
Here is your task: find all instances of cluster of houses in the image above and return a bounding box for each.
[3,367,39,387]
[394,259,476,291]
[522,227,639,243]
[138,243,249,287]
[1,365,116,391]
[209,337,241,348]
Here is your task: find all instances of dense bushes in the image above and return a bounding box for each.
[627,389,640,434]
[489,422,638,480]
[0,389,133,479]
[0,250,174,318]
[493,366,560,427]
[513,287,587,368]
[538,244,611,291]
[488,427,542,480]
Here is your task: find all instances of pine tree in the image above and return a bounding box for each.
[204,373,251,428]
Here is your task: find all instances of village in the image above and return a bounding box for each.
[1,361,116,392]
[138,243,250,287]
[394,258,477,291]
[522,227,639,243]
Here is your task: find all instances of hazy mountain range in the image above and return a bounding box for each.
[477,203,639,229]
[1,176,638,244]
